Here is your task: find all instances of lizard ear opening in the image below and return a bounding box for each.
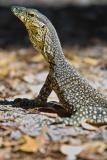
[27,10,36,17]
[28,13,34,17]
[41,25,45,28]
[32,20,45,29]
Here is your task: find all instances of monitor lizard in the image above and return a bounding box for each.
[11,6,107,126]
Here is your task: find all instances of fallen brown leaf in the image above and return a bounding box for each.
[19,135,40,152]
[81,120,98,131]
[40,112,58,118]
[0,68,9,77]
[19,129,47,153]
[83,57,99,66]
[31,54,44,63]
[77,141,107,160]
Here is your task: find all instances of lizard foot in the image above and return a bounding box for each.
[13,98,35,109]
[13,98,64,112]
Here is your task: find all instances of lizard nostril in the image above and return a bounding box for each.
[11,6,20,14]
[11,6,26,13]
[11,6,16,12]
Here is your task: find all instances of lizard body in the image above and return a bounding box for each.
[12,6,107,126]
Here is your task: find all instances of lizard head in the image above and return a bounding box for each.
[11,6,47,52]
[11,6,64,64]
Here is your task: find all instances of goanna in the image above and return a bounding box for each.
[12,6,107,126]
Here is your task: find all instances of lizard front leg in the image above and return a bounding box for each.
[14,74,52,108]
[34,73,52,106]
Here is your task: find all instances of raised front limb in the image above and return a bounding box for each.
[34,73,52,106]
[13,74,52,108]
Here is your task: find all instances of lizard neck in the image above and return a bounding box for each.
[49,53,66,70]
[43,46,65,67]
[42,23,66,67]
[27,15,66,67]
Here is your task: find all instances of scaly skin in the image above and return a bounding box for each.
[12,6,107,126]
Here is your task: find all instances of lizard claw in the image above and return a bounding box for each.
[13,98,36,108]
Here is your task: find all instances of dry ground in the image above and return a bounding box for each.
[0,45,107,160]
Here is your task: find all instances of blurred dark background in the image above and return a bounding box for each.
[1,0,107,47]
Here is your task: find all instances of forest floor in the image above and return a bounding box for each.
[0,45,107,160]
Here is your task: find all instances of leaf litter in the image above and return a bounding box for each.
[0,46,107,159]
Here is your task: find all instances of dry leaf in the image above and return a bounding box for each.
[61,144,84,160]
[41,112,58,118]
[31,54,44,63]
[83,57,99,66]
[77,141,107,160]
[0,137,3,147]
[19,135,40,152]
[81,120,98,131]
[19,133,46,153]
[0,68,9,77]
[68,55,81,67]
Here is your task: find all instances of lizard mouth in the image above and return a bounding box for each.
[11,6,27,23]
